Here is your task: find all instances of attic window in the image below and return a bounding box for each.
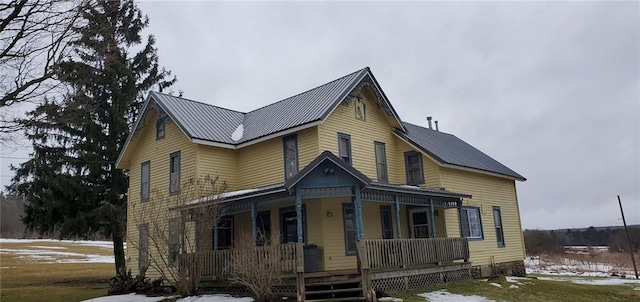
[355,99,366,121]
[156,118,165,140]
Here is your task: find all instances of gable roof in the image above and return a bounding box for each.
[397,122,526,181]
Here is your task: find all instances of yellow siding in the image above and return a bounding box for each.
[321,197,357,271]
[126,109,198,278]
[196,145,238,190]
[318,96,401,184]
[440,167,525,266]
[237,127,318,188]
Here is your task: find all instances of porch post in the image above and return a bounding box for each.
[457,199,463,237]
[296,190,304,243]
[213,224,219,251]
[394,195,402,239]
[429,198,436,238]
[354,186,364,240]
[251,201,257,245]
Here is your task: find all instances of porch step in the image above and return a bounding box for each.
[306,287,363,295]
[305,278,362,286]
[305,297,365,302]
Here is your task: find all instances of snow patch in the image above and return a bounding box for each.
[634,287,640,291]
[489,282,502,288]
[418,290,495,302]
[537,276,640,286]
[0,247,114,264]
[378,297,403,302]
[0,238,117,249]
[178,294,254,302]
[31,245,67,250]
[82,293,165,302]
[231,124,244,142]
[509,284,519,289]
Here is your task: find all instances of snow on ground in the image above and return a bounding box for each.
[536,276,640,286]
[0,238,116,263]
[378,297,403,302]
[82,294,253,302]
[0,238,117,249]
[489,282,502,288]
[525,255,633,277]
[418,290,494,302]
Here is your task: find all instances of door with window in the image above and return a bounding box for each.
[409,208,432,238]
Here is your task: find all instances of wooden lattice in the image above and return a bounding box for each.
[371,269,471,293]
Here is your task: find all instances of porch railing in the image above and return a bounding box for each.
[196,242,303,279]
[358,237,470,270]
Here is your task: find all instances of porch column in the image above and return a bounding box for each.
[296,190,304,243]
[394,195,402,239]
[213,224,219,251]
[354,186,364,240]
[457,199,463,237]
[429,198,436,238]
[251,201,257,245]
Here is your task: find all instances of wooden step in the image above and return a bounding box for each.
[305,297,365,302]
[305,278,362,286]
[306,287,363,295]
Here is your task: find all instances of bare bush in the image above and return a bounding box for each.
[130,174,228,296]
[231,231,283,302]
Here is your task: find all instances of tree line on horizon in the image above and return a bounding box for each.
[524,226,640,255]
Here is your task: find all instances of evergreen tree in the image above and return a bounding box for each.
[9,0,175,275]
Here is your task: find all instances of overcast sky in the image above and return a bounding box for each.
[1,1,638,230]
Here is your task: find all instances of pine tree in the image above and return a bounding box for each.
[9,0,175,275]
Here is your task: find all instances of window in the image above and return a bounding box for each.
[169,151,180,194]
[404,151,424,185]
[409,208,431,238]
[168,218,180,267]
[338,133,352,165]
[374,142,388,183]
[256,211,271,245]
[214,217,234,249]
[138,223,149,271]
[280,206,306,243]
[343,203,357,255]
[355,99,366,120]
[461,207,483,239]
[493,206,505,247]
[283,135,298,180]
[380,206,394,239]
[156,118,165,140]
[140,161,150,201]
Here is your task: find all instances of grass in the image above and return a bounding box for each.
[391,276,640,302]
[0,240,114,302]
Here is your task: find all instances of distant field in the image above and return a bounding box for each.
[0,239,115,302]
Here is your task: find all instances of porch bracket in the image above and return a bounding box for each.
[296,190,303,243]
[394,195,402,239]
[251,201,257,245]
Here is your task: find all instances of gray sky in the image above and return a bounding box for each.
[1,1,638,230]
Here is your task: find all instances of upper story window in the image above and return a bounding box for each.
[374,142,388,183]
[156,118,165,140]
[338,133,352,165]
[355,99,366,121]
[461,207,483,240]
[283,135,298,180]
[404,151,424,185]
[493,206,505,247]
[170,151,181,194]
[140,161,150,202]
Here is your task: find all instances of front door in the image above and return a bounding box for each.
[409,208,431,238]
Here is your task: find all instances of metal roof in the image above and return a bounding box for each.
[398,122,526,181]
[150,68,368,145]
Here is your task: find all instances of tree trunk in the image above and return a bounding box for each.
[113,234,126,275]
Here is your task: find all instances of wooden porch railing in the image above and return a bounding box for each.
[358,237,469,270]
[195,242,303,279]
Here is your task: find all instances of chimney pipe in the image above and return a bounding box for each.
[426,116,433,129]
[435,121,439,131]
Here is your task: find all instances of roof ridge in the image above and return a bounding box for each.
[151,91,247,115]
[245,67,369,115]
[403,121,455,136]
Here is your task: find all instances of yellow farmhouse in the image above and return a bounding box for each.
[117,67,527,301]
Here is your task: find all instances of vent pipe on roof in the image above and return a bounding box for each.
[435,121,439,131]
[426,116,433,129]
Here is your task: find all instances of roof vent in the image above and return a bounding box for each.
[435,121,439,131]
[426,116,433,129]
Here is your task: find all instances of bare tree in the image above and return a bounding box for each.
[130,174,228,296]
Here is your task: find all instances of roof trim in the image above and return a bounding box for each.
[366,182,471,199]
[392,131,526,182]
[283,151,372,192]
[116,93,154,168]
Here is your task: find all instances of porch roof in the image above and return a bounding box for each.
[366,182,471,199]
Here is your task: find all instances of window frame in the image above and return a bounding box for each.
[493,206,505,247]
[374,141,388,183]
[337,133,352,166]
[168,218,180,267]
[214,216,234,250]
[279,206,307,244]
[460,206,484,240]
[283,135,298,180]
[408,207,431,238]
[156,118,165,140]
[138,223,149,271]
[342,203,357,256]
[380,205,394,239]
[140,161,150,202]
[169,151,181,195]
[404,151,425,185]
